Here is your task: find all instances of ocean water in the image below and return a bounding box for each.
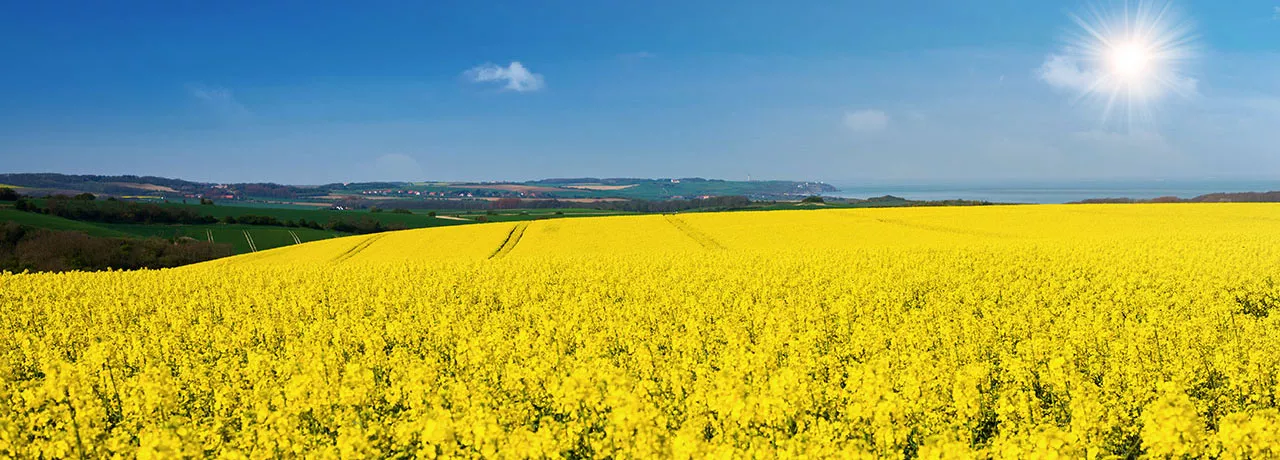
[828,180,1280,204]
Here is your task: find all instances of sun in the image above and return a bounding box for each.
[1108,41,1152,81]
[1054,0,1197,126]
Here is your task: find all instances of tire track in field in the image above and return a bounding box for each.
[872,217,1013,239]
[288,230,301,245]
[242,230,258,252]
[665,215,725,250]
[332,234,386,263]
[489,223,529,260]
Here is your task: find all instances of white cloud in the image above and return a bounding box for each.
[1036,54,1198,98]
[843,109,890,134]
[187,83,250,119]
[465,61,544,92]
[1037,55,1098,93]
[1273,6,1279,20]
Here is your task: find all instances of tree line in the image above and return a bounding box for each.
[0,222,233,273]
[10,194,404,235]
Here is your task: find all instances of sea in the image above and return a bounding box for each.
[827,179,1280,204]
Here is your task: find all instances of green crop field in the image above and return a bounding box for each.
[152,202,474,229]
[0,208,133,238]
[103,224,341,254]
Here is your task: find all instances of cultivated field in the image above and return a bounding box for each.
[101,224,340,254]
[3,204,1280,457]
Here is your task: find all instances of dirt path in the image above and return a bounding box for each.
[665,216,725,250]
[488,223,529,260]
[434,215,471,221]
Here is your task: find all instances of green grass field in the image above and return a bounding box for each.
[0,204,343,254]
[155,202,477,229]
[0,208,134,238]
[3,201,637,256]
[103,224,342,254]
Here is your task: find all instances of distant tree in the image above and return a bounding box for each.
[13,199,34,212]
[474,215,489,223]
[74,193,96,201]
[369,206,383,213]
[0,222,233,273]
[427,211,437,217]
[495,197,522,209]
[0,188,18,201]
[221,216,238,224]
[391,208,412,214]
[200,198,215,205]
[801,195,825,204]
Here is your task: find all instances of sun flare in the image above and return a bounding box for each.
[1055,0,1196,126]
[1108,41,1152,80]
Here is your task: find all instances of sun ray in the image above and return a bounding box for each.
[1052,0,1197,128]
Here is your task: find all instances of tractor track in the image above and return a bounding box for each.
[489,223,529,260]
[665,215,725,250]
[332,234,386,263]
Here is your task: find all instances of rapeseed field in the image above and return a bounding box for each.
[3,204,1280,458]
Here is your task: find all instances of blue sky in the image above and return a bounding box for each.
[1,1,1277,184]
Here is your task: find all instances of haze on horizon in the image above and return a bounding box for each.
[1,1,1278,185]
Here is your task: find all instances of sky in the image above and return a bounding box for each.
[1,1,1278,185]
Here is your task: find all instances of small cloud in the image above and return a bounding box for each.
[1036,54,1198,97]
[1273,6,1279,20]
[187,83,250,119]
[1037,55,1097,93]
[843,109,890,134]
[465,61,544,92]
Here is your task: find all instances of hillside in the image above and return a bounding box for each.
[212,202,1278,265]
[9,204,1280,457]
[0,173,836,205]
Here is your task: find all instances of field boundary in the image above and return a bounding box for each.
[332,234,386,263]
[489,223,529,260]
[665,216,725,250]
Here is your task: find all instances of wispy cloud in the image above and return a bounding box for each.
[617,51,655,60]
[465,61,544,92]
[187,83,250,119]
[1037,54,1198,98]
[843,109,889,134]
[1037,55,1097,93]
[1273,6,1279,20]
